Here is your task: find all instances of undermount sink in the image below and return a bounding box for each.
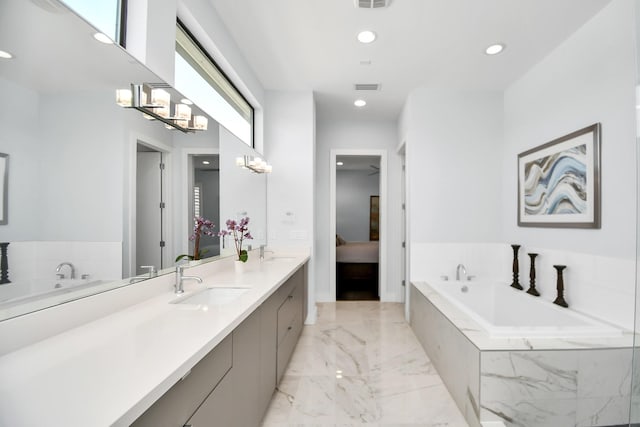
[172,287,250,306]
[264,256,296,263]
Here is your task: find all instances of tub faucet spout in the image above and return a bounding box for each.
[455,264,467,281]
[56,262,76,279]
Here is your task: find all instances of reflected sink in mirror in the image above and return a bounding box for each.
[172,287,250,306]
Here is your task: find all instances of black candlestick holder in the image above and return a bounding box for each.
[553,265,568,308]
[526,253,539,296]
[0,242,10,285]
[510,244,522,290]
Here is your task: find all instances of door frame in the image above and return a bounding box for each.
[329,148,388,301]
[180,147,220,259]
[125,133,172,278]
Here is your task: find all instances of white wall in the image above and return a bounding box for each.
[336,170,380,242]
[315,115,402,302]
[219,127,267,253]
[126,0,178,85]
[404,89,504,244]
[264,90,316,321]
[502,0,636,260]
[498,0,637,329]
[0,78,40,241]
[405,1,637,329]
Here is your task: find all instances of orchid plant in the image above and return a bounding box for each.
[218,216,253,262]
[175,216,215,262]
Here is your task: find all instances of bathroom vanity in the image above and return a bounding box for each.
[0,250,310,427]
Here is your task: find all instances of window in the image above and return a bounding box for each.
[61,0,126,45]
[175,22,254,147]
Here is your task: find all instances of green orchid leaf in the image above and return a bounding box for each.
[239,249,248,263]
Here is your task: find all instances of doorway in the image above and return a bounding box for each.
[330,149,388,301]
[189,154,220,258]
[135,143,167,275]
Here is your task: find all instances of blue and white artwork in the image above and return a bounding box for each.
[523,145,587,215]
[518,124,600,228]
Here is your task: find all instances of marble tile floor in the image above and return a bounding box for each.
[261,301,469,427]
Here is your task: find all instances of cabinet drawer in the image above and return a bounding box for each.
[273,270,298,305]
[132,335,232,427]
[276,311,303,383]
[276,280,303,345]
[184,368,234,427]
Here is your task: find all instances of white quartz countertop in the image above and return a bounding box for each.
[0,250,310,427]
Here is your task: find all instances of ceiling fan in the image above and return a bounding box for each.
[368,164,380,176]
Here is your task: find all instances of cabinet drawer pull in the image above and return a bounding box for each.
[288,295,294,300]
[180,369,192,381]
[184,424,193,427]
[288,326,292,331]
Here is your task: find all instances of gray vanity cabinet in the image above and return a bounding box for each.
[230,308,262,427]
[131,335,233,427]
[131,263,307,427]
[183,369,234,427]
[276,266,305,383]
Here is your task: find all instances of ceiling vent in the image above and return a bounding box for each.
[355,0,391,9]
[355,83,381,91]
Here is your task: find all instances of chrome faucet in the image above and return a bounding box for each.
[129,265,158,284]
[175,265,202,294]
[259,245,274,262]
[56,262,76,279]
[455,264,467,281]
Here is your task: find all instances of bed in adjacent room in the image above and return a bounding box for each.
[336,235,379,300]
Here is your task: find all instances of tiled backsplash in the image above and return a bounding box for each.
[410,243,636,330]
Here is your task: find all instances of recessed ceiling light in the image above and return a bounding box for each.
[337,161,344,166]
[357,30,377,44]
[93,32,113,44]
[0,50,13,59]
[181,98,193,105]
[354,99,367,107]
[202,160,210,165]
[485,43,505,55]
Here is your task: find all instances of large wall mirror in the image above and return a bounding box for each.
[0,0,268,321]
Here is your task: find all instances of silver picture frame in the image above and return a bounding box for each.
[517,123,601,228]
[0,153,7,225]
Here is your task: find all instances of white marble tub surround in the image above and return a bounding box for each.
[0,248,310,427]
[410,282,634,427]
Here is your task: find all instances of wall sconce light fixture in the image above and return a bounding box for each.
[115,83,208,133]
[236,155,273,173]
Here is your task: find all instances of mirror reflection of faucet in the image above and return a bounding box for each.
[129,265,158,284]
[455,264,467,281]
[55,262,76,279]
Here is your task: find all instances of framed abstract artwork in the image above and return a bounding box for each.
[517,123,601,228]
[369,195,379,241]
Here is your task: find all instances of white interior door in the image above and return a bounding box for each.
[136,150,163,275]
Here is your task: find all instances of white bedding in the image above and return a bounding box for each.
[336,241,379,263]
